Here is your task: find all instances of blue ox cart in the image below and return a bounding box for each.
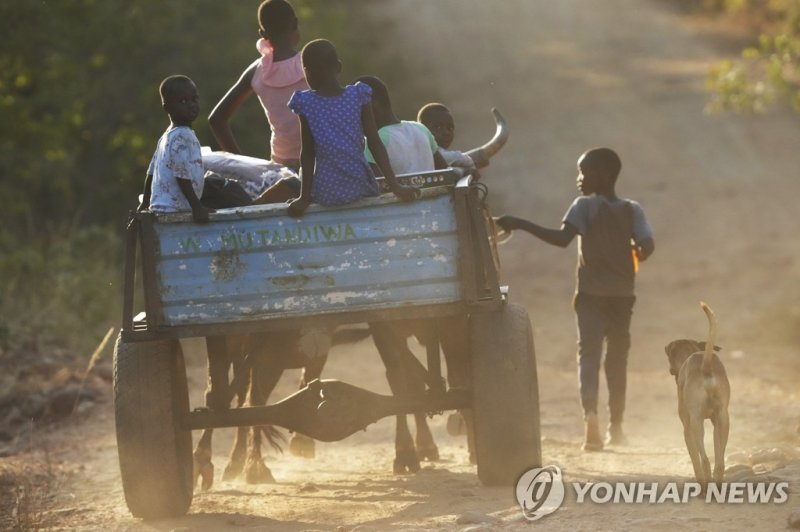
[114,151,541,520]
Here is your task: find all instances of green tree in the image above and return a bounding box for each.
[0,0,403,353]
[705,0,800,112]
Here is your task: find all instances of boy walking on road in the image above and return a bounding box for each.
[497,147,654,451]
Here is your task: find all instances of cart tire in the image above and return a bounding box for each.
[470,302,541,486]
[113,333,193,519]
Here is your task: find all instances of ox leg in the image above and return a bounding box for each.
[408,353,439,462]
[205,335,231,411]
[290,354,327,459]
[223,340,251,481]
[440,316,476,464]
[413,414,439,462]
[405,322,440,462]
[244,333,289,484]
[371,322,421,475]
[223,426,249,482]
[193,428,215,491]
[193,334,233,491]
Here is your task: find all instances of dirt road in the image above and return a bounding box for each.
[33,1,800,529]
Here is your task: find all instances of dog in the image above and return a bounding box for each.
[664,302,730,484]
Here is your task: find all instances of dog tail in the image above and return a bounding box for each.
[700,302,717,382]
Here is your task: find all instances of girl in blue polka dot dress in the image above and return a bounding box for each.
[286,39,418,217]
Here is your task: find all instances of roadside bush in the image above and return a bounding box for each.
[701,0,800,112]
[0,226,121,355]
[0,0,417,355]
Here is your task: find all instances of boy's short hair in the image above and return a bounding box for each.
[159,75,193,103]
[581,147,622,180]
[301,39,338,73]
[258,0,297,39]
[355,75,390,108]
[417,102,450,124]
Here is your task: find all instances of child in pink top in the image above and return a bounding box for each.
[209,0,307,169]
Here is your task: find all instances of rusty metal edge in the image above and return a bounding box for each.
[120,300,503,342]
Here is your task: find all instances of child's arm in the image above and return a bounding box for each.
[287,115,315,217]
[177,178,214,223]
[496,216,578,248]
[635,237,655,261]
[361,105,418,202]
[138,174,153,211]
[631,201,655,261]
[208,63,257,154]
[433,151,448,170]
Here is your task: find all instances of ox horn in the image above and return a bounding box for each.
[464,108,508,169]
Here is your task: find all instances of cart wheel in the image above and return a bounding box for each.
[469,302,541,485]
[113,333,193,519]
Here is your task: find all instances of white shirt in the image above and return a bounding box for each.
[365,121,438,174]
[438,147,475,169]
[147,126,204,212]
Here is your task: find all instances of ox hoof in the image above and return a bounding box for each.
[416,443,440,462]
[289,434,316,459]
[222,458,245,482]
[446,413,466,437]
[393,449,421,475]
[193,457,214,491]
[244,458,276,484]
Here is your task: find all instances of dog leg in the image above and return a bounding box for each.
[690,416,711,483]
[682,420,705,483]
[712,411,729,483]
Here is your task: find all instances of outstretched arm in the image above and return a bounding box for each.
[636,237,655,261]
[208,63,257,154]
[497,216,578,248]
[433,151,448,170]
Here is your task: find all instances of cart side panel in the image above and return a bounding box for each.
[150,193,461,326]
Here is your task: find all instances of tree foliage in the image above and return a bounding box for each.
[0,0,393,352]
[704,0,800,112]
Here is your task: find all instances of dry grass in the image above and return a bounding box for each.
[0,431,58,531]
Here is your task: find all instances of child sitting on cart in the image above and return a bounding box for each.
[418,102,480,179]
[285,39,418,217]
[356,75,447,175]
[138,75,214,223]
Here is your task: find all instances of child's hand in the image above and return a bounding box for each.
[287,196,311,217]
[392,184,420,202]
[496,215,518,232]
[192,205,215,223]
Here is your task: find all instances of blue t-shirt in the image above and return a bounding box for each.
[288,82,380,206]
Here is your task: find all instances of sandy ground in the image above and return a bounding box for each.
[22,0,800,530]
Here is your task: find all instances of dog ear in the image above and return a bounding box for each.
[698,341,722,352]
[664,341,679,356]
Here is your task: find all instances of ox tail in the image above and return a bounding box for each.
[261,425,287,454]
[700,302,718,389]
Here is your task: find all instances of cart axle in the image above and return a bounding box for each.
[183,379,470,442]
